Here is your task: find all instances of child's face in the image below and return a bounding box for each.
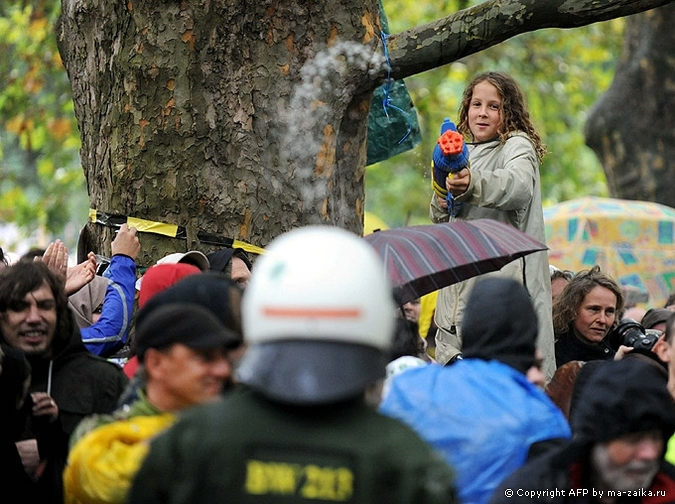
[467,80,502,142]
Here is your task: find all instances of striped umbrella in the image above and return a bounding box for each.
[364,219,548,305]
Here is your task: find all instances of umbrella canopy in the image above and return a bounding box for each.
[544,196,675,307]
[363,219,548,305]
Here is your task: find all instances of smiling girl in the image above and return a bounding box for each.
[430,71,554,378]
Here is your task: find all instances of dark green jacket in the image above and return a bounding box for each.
[128,386,457,504]
[68,388,161,449]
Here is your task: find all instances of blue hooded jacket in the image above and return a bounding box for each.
[75,255,136,357]
[380,278,571,504]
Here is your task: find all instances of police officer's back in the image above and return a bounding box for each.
[127,226,457,504]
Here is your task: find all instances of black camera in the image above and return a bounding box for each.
[607,318,660,351]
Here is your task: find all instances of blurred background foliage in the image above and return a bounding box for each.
[0,1,86,251]
[367,0,621,227]
[0,0,621,251]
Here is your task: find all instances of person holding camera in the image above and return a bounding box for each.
[613,309,675,375]
[547,292,667,422]
[547,309,668,421]
[553,265,624,367]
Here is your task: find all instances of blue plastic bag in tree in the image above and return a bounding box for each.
[366,1,422,166]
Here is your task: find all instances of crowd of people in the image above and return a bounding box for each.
[3,69,675,503]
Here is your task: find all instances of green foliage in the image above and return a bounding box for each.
[0,2,87,250]
[367,0,621,228]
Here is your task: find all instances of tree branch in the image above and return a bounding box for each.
[385,0,675,79]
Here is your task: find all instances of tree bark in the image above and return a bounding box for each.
[57,0,382,262]
[56,0,675,261]
[585,4,675,204]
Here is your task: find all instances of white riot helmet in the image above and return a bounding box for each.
[238,225,395,405]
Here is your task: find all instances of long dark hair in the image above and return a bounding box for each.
[0,261,73,345]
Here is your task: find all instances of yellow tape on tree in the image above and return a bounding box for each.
[89,209,264,254]
[126,217,179,238]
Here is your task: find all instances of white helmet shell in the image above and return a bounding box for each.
[242,225,395,351]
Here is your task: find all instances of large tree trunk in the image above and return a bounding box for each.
[57,1,382,263]
[585,5,675,203]
[57,0,675,263]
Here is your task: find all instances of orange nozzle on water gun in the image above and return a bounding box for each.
[437,130,466,157]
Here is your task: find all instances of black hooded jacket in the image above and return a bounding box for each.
[15,313,128,504]
[490,358,675,503]
[461,277,537,374]
[23,312,128,436]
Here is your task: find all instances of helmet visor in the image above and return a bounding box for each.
[237,340,388,405]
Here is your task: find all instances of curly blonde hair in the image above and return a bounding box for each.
[456,71,546,162]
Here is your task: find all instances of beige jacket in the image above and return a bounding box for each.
[430,132,555,380]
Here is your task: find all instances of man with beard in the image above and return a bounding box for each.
[490,358,675,503]
[64,302,241,504]
[0,260,128,504]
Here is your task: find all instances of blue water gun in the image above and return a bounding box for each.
[431,119,470,217]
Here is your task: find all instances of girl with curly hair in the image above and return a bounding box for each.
[430,71,554,379]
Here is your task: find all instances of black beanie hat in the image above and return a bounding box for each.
[207,248,252,273]
[570,358,675,445]
[461,277,537,374]
[135,303,240,362]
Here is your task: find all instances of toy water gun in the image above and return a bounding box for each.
[431,119,470,217]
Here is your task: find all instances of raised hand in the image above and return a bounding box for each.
[41,240,68,281]
[66,251,97,295]
[111,224,141,260]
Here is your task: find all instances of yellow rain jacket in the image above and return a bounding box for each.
[63,413,175,504]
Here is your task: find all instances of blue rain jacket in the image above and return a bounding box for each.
[380,359,571,504]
